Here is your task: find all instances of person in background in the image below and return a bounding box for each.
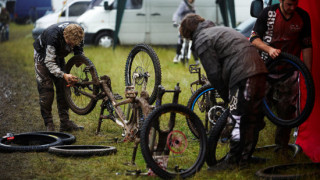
[0,7,10,41]
[172,0,199,64]
[180,14,268,169]
[33,22,85,132]
[250,0,312,153]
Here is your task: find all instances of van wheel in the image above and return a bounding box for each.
[95,32,114,48]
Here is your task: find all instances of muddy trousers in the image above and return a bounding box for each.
[227,74,266,163]
[34,52,69,126]
[267,71,299,148]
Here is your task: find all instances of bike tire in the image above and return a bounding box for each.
[187,84,225,138]
[48,145,117,157]
[206,108,230,167]
[255,163,320,179]
[64,55,100,115]
[124,44,162,105]
[34,131,76,145]
[140,104,207,179]
[0,133,62,152]
[263,52,315,128]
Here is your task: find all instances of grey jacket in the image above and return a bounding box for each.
[192,20,268,100]
[172,0,195,23]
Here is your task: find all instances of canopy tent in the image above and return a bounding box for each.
[295,0,320,162]
[113,0,127,49]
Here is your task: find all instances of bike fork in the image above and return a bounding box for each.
[131,142,139,165]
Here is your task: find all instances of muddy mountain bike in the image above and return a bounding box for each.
[63,43,161,164]
[205,52,315,166]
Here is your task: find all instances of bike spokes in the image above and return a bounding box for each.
[142,104,206,177]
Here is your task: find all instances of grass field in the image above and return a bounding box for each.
[0,23,315,180]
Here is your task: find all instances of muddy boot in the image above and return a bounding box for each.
[46,122,55,131]
[207,153,239,171]
[60,120,84,132]
[208,140,242,171]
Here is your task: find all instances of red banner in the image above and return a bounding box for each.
[295,0,320,162]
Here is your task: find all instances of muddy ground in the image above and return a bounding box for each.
[0,58,43,179]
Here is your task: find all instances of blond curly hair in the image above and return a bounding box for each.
[63,24,84,46]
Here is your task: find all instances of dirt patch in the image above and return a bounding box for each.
[0,57,43,179]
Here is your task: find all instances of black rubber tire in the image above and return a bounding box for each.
[206,108,230,167]
[264,52,315,128]
[124,43,162,105]
[34,132,76,145]
[64,55,100,115]
[94,31,115,48]
[48,145,117,157]
[187,84,225,138]
[0,133,62,152]
[140,104,207,179]
[255,163,320,179]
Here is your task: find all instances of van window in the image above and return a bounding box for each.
[88,0,103,9]
[114,0,143,9]
[61,2,90,17]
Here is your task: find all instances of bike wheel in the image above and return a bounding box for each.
[124,44,162,105]
[64,55,100,115]
[34,131,76,145]
[187,84,225,138]
[206,109,230,167]
[255,163,320,179]
[0,133,62,152]
[263,52,315,127]
[140,104,207,179]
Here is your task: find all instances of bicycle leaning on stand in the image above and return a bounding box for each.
[63,43,161,164]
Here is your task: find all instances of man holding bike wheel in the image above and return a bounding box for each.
[33,22,84,132]
[250,0,312,154]
[180,14,268,169]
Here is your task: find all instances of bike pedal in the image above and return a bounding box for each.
[114,93,123,100]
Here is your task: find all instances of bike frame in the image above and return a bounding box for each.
[188,64,209,94]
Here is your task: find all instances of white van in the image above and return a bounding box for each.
[77,0,252,47]
[32,0,91,39]
[77,0,216,47]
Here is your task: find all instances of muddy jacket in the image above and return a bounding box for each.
[33,22,84,78]
[192,20,268,100]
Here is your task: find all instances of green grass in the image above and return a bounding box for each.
[0,23,315,180]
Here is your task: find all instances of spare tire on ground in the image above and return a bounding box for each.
[34,131,76,145]
[0,133,62,152]
[48,145,117,157]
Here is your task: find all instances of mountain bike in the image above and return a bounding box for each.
[187,52,314,138]
[205,52,315,166]
[63,43,161,164]
[186,64,226,138]
[179,38,192,65]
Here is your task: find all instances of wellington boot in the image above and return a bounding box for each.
[46,122,55,131]
[60,120,84,132]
